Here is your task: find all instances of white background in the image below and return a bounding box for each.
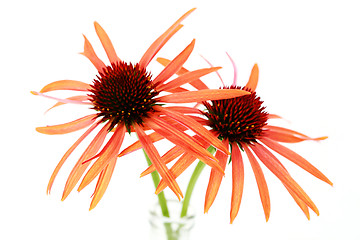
[1,0,359,239]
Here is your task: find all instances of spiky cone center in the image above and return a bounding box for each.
[202,86,269,145]
[89,61,159,131]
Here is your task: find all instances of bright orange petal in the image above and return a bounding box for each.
[245,63,259,91]
[204,139,229,213]
[155,106,229,154]
[139,8,195,69]
[89,158,117,210]
[260,137,332,185]
[156,89,250,103]
[62,121,110,200]
[47,120,101,194]
[134,122,183,199]
[94,22,121,64]
[36,114,97,135]
[264,125,328,143]
[250,143,319,215]
[80,34,106,73]
[157,67,221,92]
[39,80,91,93]
[157,57,209,90]
[230,142,245,224]
[153,39,195,85]
[78,124,126,192]
[285,185,310,220]
[243,144,271,221]
[146,115,223,174]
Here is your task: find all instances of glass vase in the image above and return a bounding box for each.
[149,200,196,240]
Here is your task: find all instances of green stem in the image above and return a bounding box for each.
[143,149,170,217]
[181,146,216,218]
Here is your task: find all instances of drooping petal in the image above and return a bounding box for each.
[264,125,328,143]
[47,120,101,194]
[45,95,90,113]
[94,22,121,64]
[245,63,259,91]
[155,106,229,154]
[250,143,319,215]
[80,34,106,73]
[62,121,110,200]
[230,142,245,224]
[243,144,271,221]
[156,152,198,194]
[157,67,221,92]
[139,8,195,69]
[204,139,229,213]
[31,91,92,106]
[153,39,195,85]
[141,145,185,177]
[285,185,310,220]
[118,131,164,157]
[78,124,126,192]
[89,158,117,210]
[157,57,209,90]
[260,137,332,185]
[145,115,223,174]
[156,89,250,103]
[36,114,97,135]
[134,122,183,199]
[39,80,91,93]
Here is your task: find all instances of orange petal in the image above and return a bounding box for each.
[157,57,209,90]
[250,143,319,215]
[245,64,259,91]
[146,115,223,174]
[141,145,185,177]
[264,125,328,143]
[31,91,92,105]
[62,121,110,200]
[78,124,126,192]
[260,137,332,186]
[268,114,282,119]
[153,39,195,85]
[36,114,97,135]
[155,106,229,154]
[204,139,229,213]
[94,22,121,64]
[80,34,106,73]
[39,80,91,93]
[285,185,310,220]
[89,158,117,210]
[139,8,195,69]
[47,120,101,194]
[134,122,183,199]
[243,144,271,222]
[157,89,250,103]
[230,142,245,224]
[163,106,201,115]
[157,67,221,92]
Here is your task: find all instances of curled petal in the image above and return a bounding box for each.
[39,80,91,93]
[45,95,90,113]
[139,8,195,69]
[264,125,328,143]
[31,91,92,106]
[36,114,97,135]
[80,34,106,73]
[245,64,259,91]
[94,22,121,64]
[156,89,250,103]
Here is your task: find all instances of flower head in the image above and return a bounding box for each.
[148,54,332,223]
[32,10,250,210]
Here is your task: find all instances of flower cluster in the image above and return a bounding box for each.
[33,8,331,223]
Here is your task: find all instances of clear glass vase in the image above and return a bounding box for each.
[149,200,196,240]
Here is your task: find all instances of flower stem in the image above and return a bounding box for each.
[181,146,216,217]
[143,149,170,217]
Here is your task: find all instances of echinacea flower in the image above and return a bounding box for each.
[32,9,250,210]
[140,55,332,223]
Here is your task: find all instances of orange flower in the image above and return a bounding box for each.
[142,55,332,223]
[32,9,250,210]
